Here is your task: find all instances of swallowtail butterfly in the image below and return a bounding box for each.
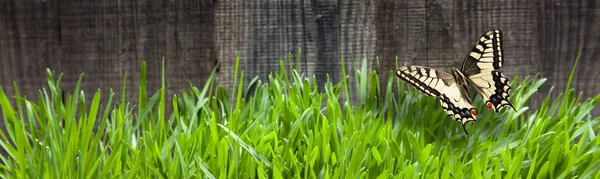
[395,30,515,134]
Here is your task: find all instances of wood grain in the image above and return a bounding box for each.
[1,0,599,116]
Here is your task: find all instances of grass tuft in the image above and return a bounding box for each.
[0,52,598,178]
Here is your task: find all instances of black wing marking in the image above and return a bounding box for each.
[440,93,477,135]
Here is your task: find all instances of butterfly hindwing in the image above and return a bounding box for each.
[461,30,515,112]
[395,66,478,130]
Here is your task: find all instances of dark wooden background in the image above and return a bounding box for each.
[1,0,599,116]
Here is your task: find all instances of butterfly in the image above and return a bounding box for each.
[395,30,515,134]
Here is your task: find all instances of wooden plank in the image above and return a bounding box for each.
[134,0,217,98]
[424,0,455,68]
[0,0,61,99]
[56,0,138,102]
[310,0,341,90]
[374,0,407,70]
[536,0,600,99]
[215,0,307,90]
[370,0,431,71]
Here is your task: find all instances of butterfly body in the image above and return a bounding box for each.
[395,30,515,134]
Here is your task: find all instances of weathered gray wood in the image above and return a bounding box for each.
[216,0,309,88]
[0,0,60,99]
[0,0,217,105]
[535,0,600,98]
[1,0,599,117]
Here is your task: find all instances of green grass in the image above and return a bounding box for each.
[0,53,599,178]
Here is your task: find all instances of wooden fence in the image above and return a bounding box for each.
[1,0,599,115]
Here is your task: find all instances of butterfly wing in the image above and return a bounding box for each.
[460,30,515,112]
[395,66,478,131]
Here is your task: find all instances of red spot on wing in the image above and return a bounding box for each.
[471,109,478,116]
[486,101,494,108]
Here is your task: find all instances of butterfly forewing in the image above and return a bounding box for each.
[461,30,504,74]
[395,66,478,128]
[461,30,515,112]
[395,66,453,97]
